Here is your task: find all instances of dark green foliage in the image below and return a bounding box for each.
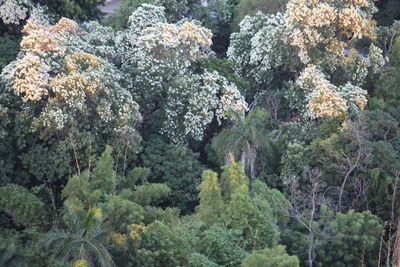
[283,209,383,266]
[314,210,383,267]
[389,36,400,67]
[1,1,399,266]
[44,207,115,267]
[36,0,106,21]
[123,167,151,189]
[0,184,47,228]
[233,0,287,27]
[186,252,219,267]
[0,231,28,267]
[197,224,247,266]
[0,34,20,72]
[211,108,272,178]
[310,111,400,219]
[374,0,400,26]
[141,136,204,213]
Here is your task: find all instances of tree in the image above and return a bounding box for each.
[103,0,155,30]
[45,207,115,267]
[141,136,204,213]
[0,184,47,228]
[197,170,225,224]
[130,220,191,267]
[0,16,141,188]
[119,4,247,143]
[233,0,287,28]
[196,159,282,250]
[314,210,383,267]
[212,108,271,178]
[285,168,334,267]
[92,146,116,193]
[36,0,106,21]
[241,245,299,267]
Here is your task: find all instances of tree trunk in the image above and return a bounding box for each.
[240,151,246,172]
[394,222,400,267]
[308,234,314,267]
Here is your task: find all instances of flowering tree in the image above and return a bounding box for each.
[228,12,300,85]
[229,1,385,119]
[0,17,141,184]
[121,4,248,143]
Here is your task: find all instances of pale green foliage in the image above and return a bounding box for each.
[130,184,172,206]
[221,156,248,200]
[389,36,400,67]
[241,245,299,267]
[92,145,115,192]
[197,170,225,223]
[100,196,144,232]
[197,159,281,249]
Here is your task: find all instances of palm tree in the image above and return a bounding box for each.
[211,108,272,178]
[44,207,115,267]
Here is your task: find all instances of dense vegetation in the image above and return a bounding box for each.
[0,0,399,266]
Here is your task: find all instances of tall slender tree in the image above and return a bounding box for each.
[212,108,271,178]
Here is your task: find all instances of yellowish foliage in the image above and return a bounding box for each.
[307,87,347,118]
[12,55,49,101]
[65,52,101,73]
[49,17,78,37]
[12,18,102,103]
[73,259,88,267]
[286,0,376,63]
[111,233,128,246]
[128,224,147,241]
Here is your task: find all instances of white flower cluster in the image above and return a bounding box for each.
[368,43,385,74]
[37,106,70,130]
[248,12,289,82]
[227,12,272,80]
[0,0,30,25]
[228,12,298,83]
[159,70,247,143]
[337,82,368,113]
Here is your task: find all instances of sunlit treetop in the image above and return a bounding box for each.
[3,17,140,135]
[286,0,377,64]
